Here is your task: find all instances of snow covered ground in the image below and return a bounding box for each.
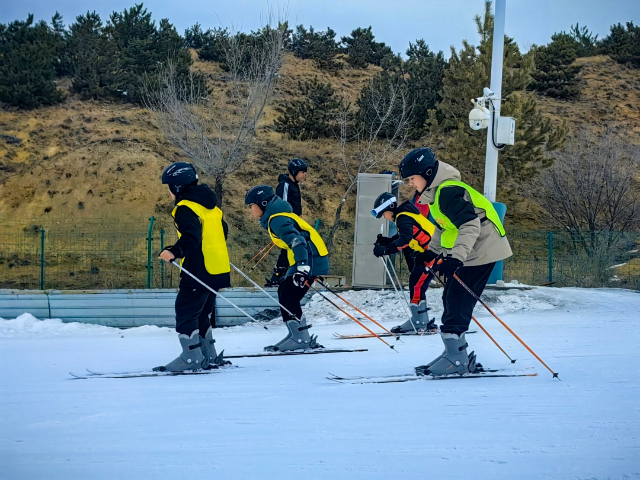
[1,286,639,479]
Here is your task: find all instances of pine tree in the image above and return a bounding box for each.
[274,77,343,140]
[425,0,567,198]
[0,14,63,109]
[341,27,393,69]
[530,33,583,99]
[600,21,640,67]
[404,40,447,137]
[67,12,120,99]
[291,25,341,70]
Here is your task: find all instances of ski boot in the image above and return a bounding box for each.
[414,332,475,376]
[200,326,232,369]
[264,266,287,287]
[264,315,323,352]
[153,329,204,372]
[391,301,434,334]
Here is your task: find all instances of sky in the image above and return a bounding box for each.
[1,0,639,56]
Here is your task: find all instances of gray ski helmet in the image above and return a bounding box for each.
[371,192,398,219]
[399,148,438,186]
[162,162,198,195]
[245,185,275,210]
[288,158,308,178]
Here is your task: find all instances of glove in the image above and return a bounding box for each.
[434,255,463,283]
[291,263,311,288]
[373,244,388,258]
[375,234,395,247]
[417,249,438,265]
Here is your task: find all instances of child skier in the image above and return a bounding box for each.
[266,158,309,287]
[245,184,328,352]
[398,147,512,376]
[371,192,437,334]
[155,162,231,371]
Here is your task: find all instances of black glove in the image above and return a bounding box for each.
[291,263,311,288]
[434,255,463,283]
[375,234,396,247]
[417,249,438,265]
[373,244,388,258]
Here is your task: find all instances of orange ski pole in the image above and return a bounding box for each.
[242,243,272,270]
[249,243,276,272]
[426,266,517,364]
[308,282,398,352]
[453,273,559,379]
[316,278,401,341]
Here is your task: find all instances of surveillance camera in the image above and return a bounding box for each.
[468,107,490,130]
[483,87,495,98]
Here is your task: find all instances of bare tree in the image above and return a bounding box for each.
[526,128,640,256]
[144,23,286,204]
[325,77,413,251]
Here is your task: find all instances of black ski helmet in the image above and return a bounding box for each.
[245,185,275,210]
[371,192,398,219]
[398,147,438,186]
[162,162,198,195]
[288,158,308,178]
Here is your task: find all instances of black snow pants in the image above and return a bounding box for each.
[277,275,311,322]
[440,262,495,335]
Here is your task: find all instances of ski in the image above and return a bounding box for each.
[69,369,225,379]
[333,330,477,340]
[327,371,537,384]
[226,348,367,358]
[327,367,501,381]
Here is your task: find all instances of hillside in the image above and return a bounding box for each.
[0,54,638,244]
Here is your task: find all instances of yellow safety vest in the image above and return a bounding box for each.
[429,180,506,249]
[172,200,230,275]
[395,211,435,253]
[267,212,328,266]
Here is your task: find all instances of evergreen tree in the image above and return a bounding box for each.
[0,14,63,108]
[274,77,343,140]
[198,27,228,63]
[426,0,567,197]
[291,25,341,70]
[67,12,120,99]
[600,21,640,67]
[341,26,393,68]
[404,40,447,137]
[569,23,599,57]
[50,12,68,76]
[184,22,210,49]
[530,33,583,98]
[106,4,192,103]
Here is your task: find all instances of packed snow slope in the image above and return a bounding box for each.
[1,286,639,479]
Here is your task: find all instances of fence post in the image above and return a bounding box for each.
[40,228,45,290]
[314,219,321,231]
[160,228,165,289]
[548,231,553,284]
[147,216,155,289]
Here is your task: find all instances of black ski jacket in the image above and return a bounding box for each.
[166,184,231,290]
[275,174,302,215]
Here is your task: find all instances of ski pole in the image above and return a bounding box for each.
[170,261,269,331]
[249,243,276,272]
[307,282,398,352]
[380,257,416,333]
[315,277,402,341]
[385,256,413,314]
[453,272,559,379]
[242,243,272,270]
[426,265,516,364]
[230,262,300,321]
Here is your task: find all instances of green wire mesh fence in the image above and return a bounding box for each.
[0,218,638,290]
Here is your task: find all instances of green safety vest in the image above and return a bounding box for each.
[429,180,506,249]
[267,212,328,266]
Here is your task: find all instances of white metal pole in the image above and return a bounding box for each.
[483,0,506,203]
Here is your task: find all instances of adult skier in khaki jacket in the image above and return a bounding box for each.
[399,147,512,376]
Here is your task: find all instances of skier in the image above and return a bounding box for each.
[245,184,328,351]
[371,192,437,334]
[155,162,231,372]
[266,158,309,287]
[398,147,512,376]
